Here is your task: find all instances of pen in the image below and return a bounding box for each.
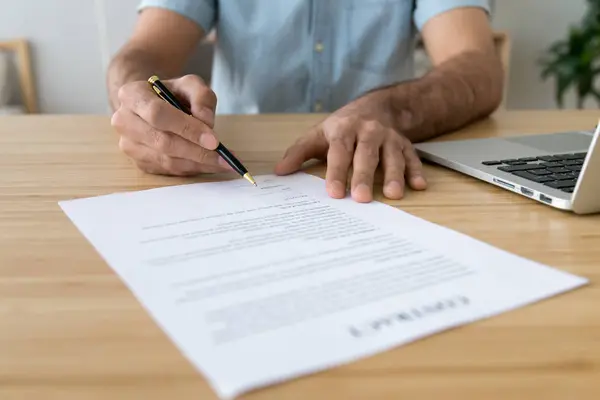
[147,75,257,187]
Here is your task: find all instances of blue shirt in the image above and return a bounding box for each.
[138,0,490,115]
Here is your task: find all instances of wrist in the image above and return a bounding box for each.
[358,87,394,119]
[385,82,421,138]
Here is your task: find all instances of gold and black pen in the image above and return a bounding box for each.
[147,75,257,187]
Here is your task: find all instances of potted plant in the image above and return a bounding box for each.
[540,0,600,108]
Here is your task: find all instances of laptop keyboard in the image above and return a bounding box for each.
[482,152,587,193]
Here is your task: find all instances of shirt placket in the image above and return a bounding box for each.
[311,1,332,113]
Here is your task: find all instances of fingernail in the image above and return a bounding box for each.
[199,133,219,149]
[412,175,427,188]
[353,183,372,202]
[384,181,403,199]
[335,180,346,193]
[328,180,346,198]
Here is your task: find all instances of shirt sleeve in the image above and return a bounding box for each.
[413,0,491,31]
[138,0,217,33]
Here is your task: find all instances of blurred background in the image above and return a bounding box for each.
[0,0,598,114]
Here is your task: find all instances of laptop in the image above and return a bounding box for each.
[413,121,600,214]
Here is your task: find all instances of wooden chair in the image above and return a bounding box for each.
[0,38,37,113]
[492,31,511,106]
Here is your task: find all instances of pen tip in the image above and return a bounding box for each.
[243,173,258,187]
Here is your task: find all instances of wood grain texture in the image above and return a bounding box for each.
[1,111,599,400]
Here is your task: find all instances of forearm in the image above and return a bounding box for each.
[106,46,175,110]
[383,50,504,143]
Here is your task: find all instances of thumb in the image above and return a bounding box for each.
[275,129,328,175]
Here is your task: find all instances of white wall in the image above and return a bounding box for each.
[0,0,108,113]
[492,0,589,109]
[0,0,592,114]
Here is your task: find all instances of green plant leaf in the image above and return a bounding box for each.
[577,72,593,99]
[545,41,568,57]
[555,72,574,108]
[540,59,558,74]
[557,56,581,77]
[540,0,600,107]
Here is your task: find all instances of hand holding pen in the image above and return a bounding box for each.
[111,74,256,185]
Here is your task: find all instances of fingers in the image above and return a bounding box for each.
[274,128,328,176]
[351,137,381,203]
[325,134,355,199]
[112,108,231,175]
[380,136,426,199]
[381,138,406,199]
[117,78,219,150]
[168,75,218,128]
[119,137,207,176]
[402,141,427,190]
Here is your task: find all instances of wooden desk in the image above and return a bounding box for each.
[1,111,599,399]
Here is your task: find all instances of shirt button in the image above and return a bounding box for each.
[315,42,324,52]
[314,101,323,112]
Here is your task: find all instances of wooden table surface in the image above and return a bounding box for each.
[1,110,599,399]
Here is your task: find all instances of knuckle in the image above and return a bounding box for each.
[399,139,421,162]
[399,135,413,148]
[410,155,423,168]
[196,150,209,165]
[199,87,217,107]
[118,137,130,154]
[117,85,128,102]
[119,139,141,162]
[138,162,160,175]
[138,100,164,127]
[359,122,386,143]
[324,116,350,135]
[354,171,373,182]
[389,134,406,151]
[180,74,204,87]
[117,81,142,105]
[359,142,380,159]
[159,154,176,173]
[335,118,354,132]
[196,149,217,166]
[166,158,194,176]
[152,131,172,153]
[110,109,124,130]
[179,119,194,140]
[393,143,407,159]
[329,166,348,179]
[357,136,382,156]
[362,120,384,134]
[383,140,405,164]
[330,135,354,153]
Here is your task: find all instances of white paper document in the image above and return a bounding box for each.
[59,172,587,399]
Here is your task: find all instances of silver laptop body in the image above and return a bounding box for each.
[413,122,600,214]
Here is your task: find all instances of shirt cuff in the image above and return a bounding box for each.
[137,0,216,33]
[414,0,491,31]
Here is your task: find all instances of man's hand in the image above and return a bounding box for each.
[111,74,232,176]
[276,7,503,202]
[275,91,427,203]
